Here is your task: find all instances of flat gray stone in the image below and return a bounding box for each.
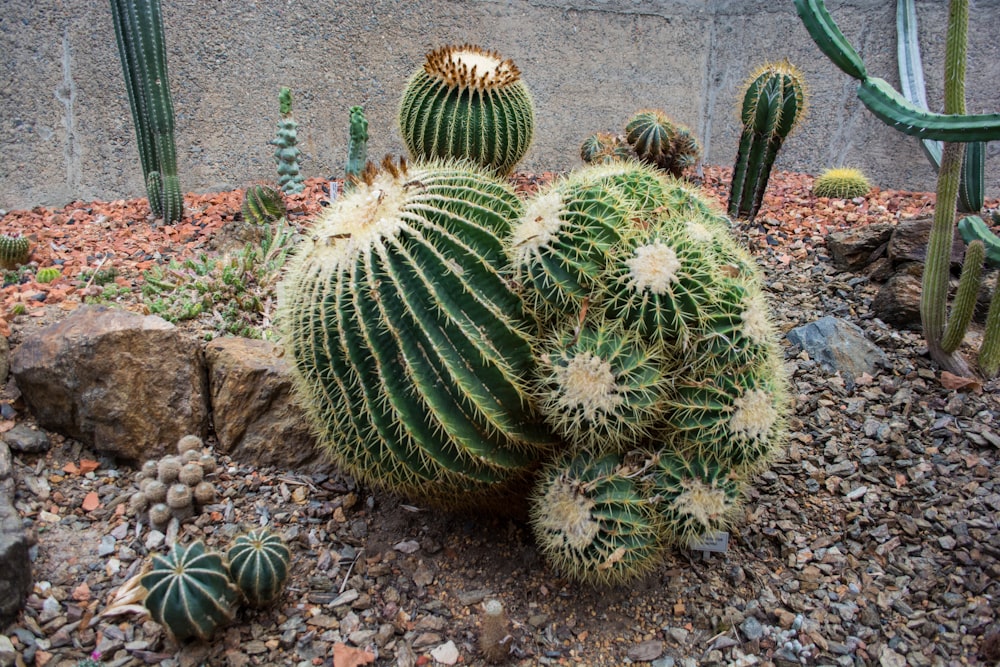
[786,316,888,381]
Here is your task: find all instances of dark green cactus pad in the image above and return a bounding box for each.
[0,234,31,270]
[398,44,534,176]
[140,540,238,641]
[646,452,744,546]
[277,158,554,509]
[242,184,287,225]
[530,449,664,585]
[227,528,290,608]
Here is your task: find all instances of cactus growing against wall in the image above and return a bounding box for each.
[624,109,701,178]
[271,87,305,195]
[110,0,183,223]
[580,132,634,165]
[727,61,807,222]
[277,157,554,509]
[398,44,535,176]
[345,106,369,188]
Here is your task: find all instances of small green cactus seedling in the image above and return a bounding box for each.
[530,449,663,585]
[0,234,31,270]
[624,109,701,178]
[35,267,62,284]
[580,132,634,165]
[242,184,286,225]
[399,44,535,176]
[811,167,870,199]
[226,528,291,607]
[140,540,239,641]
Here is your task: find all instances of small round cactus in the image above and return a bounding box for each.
[157,456,182,484]
[398,44,535,176]
[580,132,634,165]
[178,461,204,486]
[624,109,701,178]
[226,528,291,608]
[647,452,744,546]
[141,540,239,641]
[241,184,287,225]
[35,267,61,284]
[0,234,31,270]
[812,167,871,199]
[177,434,204,454]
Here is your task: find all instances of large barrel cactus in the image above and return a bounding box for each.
[277,157,554,509]
[398,44,535,176]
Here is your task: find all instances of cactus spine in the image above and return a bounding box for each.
[271,87,305,195]
[226,528,290,608]
[727,61,806,222]
[345,106,369,188]
[241,184,286,226]
[624,110,701,178]
[811,167,871,199]
[398,44,535,176]
[795,0,1000,377]
[110,0,183,223]
[277,158,554,508]
[0,234,31,270]
[647,453,743,546]
[140,541,239,641]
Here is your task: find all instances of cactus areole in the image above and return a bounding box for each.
[399,44,535,176]
[277,158,554,509]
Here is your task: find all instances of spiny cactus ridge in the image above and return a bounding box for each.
[242,184,287,225]
[624,109,701,178]
[812,167,871,199]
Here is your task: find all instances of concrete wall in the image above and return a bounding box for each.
[1,0,998,211]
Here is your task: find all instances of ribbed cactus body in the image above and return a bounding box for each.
[345,106,369,187]
[958,141,985,213]
[530,450,663,585]
[242,185,286,225]
[648,453,743,546]
[580,132,634,165]
[399,44,534,176]
[812,167,870,199]
[227,529,290,608]
[728,61,806,222]
[277,159,554,508]
[624,110,701,178]
[0,235,31,270]
[272,118,304,195]
[140,541,238,641]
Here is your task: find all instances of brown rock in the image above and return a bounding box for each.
[825,222,894,272]
[9,306,209,462]
[204,337,327,471]
[0,442,32,626]
[871,265,922,330]
[888,216,966,269]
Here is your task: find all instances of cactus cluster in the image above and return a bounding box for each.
[0,234,31,270]
[811,167,871,199]
[128,435,219,531]
[580,110,701,179]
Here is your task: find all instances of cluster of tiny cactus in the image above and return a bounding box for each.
[271,87,305,195]
[811,167,870,199]
[129,435,219,531]
[580,109,701,178]
[0,234,31,270]
[140,528,291,641]
[241,184,286,226]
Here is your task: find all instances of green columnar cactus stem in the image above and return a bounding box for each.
[727,61,806,222]
[271,87,304,195]
[241,184,286,226]
[646,453,743,546]
[534,324,666,451]
[277,158,554,509]
[941,240,983,354]
[957,215,1000,268]
[979,286,1000,378]
[811,167,871,199]
[0,234,31,270]
[624,110,701,178]
[110,0,183,223]
[140,541,239,641]
[398,44,535,176]
[958,141,984,213]
[345,106,369,188]
[226,528,291,608]
[530,449,663,585]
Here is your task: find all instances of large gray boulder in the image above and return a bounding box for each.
[9,306,209,462]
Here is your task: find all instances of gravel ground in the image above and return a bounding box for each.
[2,169,999,667]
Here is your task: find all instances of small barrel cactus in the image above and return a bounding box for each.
[276,157,554,509]
[35,267,61,284]
[811,167,870,199]
[624,109,701,178]
[647,452,744,546]
[242,184,286,225]
[530,449,664,585]
[398,44,534,176]
[140,540,239,641]
[0,234,31,270]
[226,528,291,607]
[580,132,634,165]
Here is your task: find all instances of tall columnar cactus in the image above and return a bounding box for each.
[624,110,701,178]
[276,157,554,509]
[795,0,1000,377]
[0,234,31,270]
[530,449,664,585]
[398,44,535,176]
[241,184,286,226]
[727,61,806,222]
[110,0,183,223]
[226,528,291,608]
[140,541,239,641]
[345,106,369,188]
[271,87,305,195]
